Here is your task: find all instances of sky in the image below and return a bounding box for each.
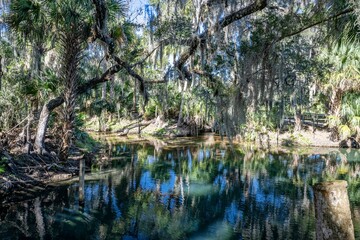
[127,0,149,25]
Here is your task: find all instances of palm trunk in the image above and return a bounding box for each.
[59,27,83,161]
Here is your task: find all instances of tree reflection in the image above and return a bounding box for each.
[0,141,359,239]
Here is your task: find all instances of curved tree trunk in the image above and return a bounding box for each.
[33,63,124,154]
[34,97,64,154]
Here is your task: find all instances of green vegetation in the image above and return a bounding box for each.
[0,156,7,174]
[0,0,359,159]
[0,2,359,237]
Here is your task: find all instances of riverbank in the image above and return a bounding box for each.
[91,132,354,156]
[84,116,210,137]
[0,152,75,203]
[0,130,98,204]
[84,117,348,148]
[0,126,357,204]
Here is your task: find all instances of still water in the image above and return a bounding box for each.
[0,135,360,239]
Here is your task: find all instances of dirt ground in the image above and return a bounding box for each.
[267,129,340,148]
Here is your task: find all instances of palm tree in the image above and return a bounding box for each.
[7,0,129,157]
[56,1,91,160]
[322,38,360,140]
[7,0,54,152]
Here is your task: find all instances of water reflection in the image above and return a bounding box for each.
[0,138,359,239]
[79,159,85,206]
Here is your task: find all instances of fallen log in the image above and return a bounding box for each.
[116,120,153,136]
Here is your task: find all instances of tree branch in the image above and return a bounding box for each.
[113,56,149,104]
[170,0,267,80]
[131,38,191,68]
[276,7,354,42]
[46,64,122,112]
[130,43,162,68]
[218,0,267,29]
[77,64,121,95]
[92,0,149,104]
[91,0,115,55]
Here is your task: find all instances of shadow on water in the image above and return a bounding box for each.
[0,135,360,239]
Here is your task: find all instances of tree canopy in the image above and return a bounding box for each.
[0,0,359,156]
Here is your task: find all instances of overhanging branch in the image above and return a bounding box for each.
[276,8,354,42]
[169,0,267,80]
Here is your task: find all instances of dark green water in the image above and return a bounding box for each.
[1,136,360,239]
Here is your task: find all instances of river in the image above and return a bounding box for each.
[0,134,359,239]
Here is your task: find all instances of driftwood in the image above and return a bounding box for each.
[118,128,129,136]
[116,120,154,136]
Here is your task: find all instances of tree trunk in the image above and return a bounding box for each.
[294,107,302,132]
[260,45,270,104]
[23,99,38,153]
[133,76,137,114]
[31,43,43,78]
[177,81,186,127]
[34,97,64,154]
[0,55,3,91]
[79,159,85,205]
[329,89,343,140]
[313,181,355,240]
[330,89,342,117]
[99,82,107,132]
[59,25,83,161]
[109,75,115,122]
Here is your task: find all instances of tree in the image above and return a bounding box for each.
[321,38,360,140]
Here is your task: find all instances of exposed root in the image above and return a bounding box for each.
[0,150,79,203]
